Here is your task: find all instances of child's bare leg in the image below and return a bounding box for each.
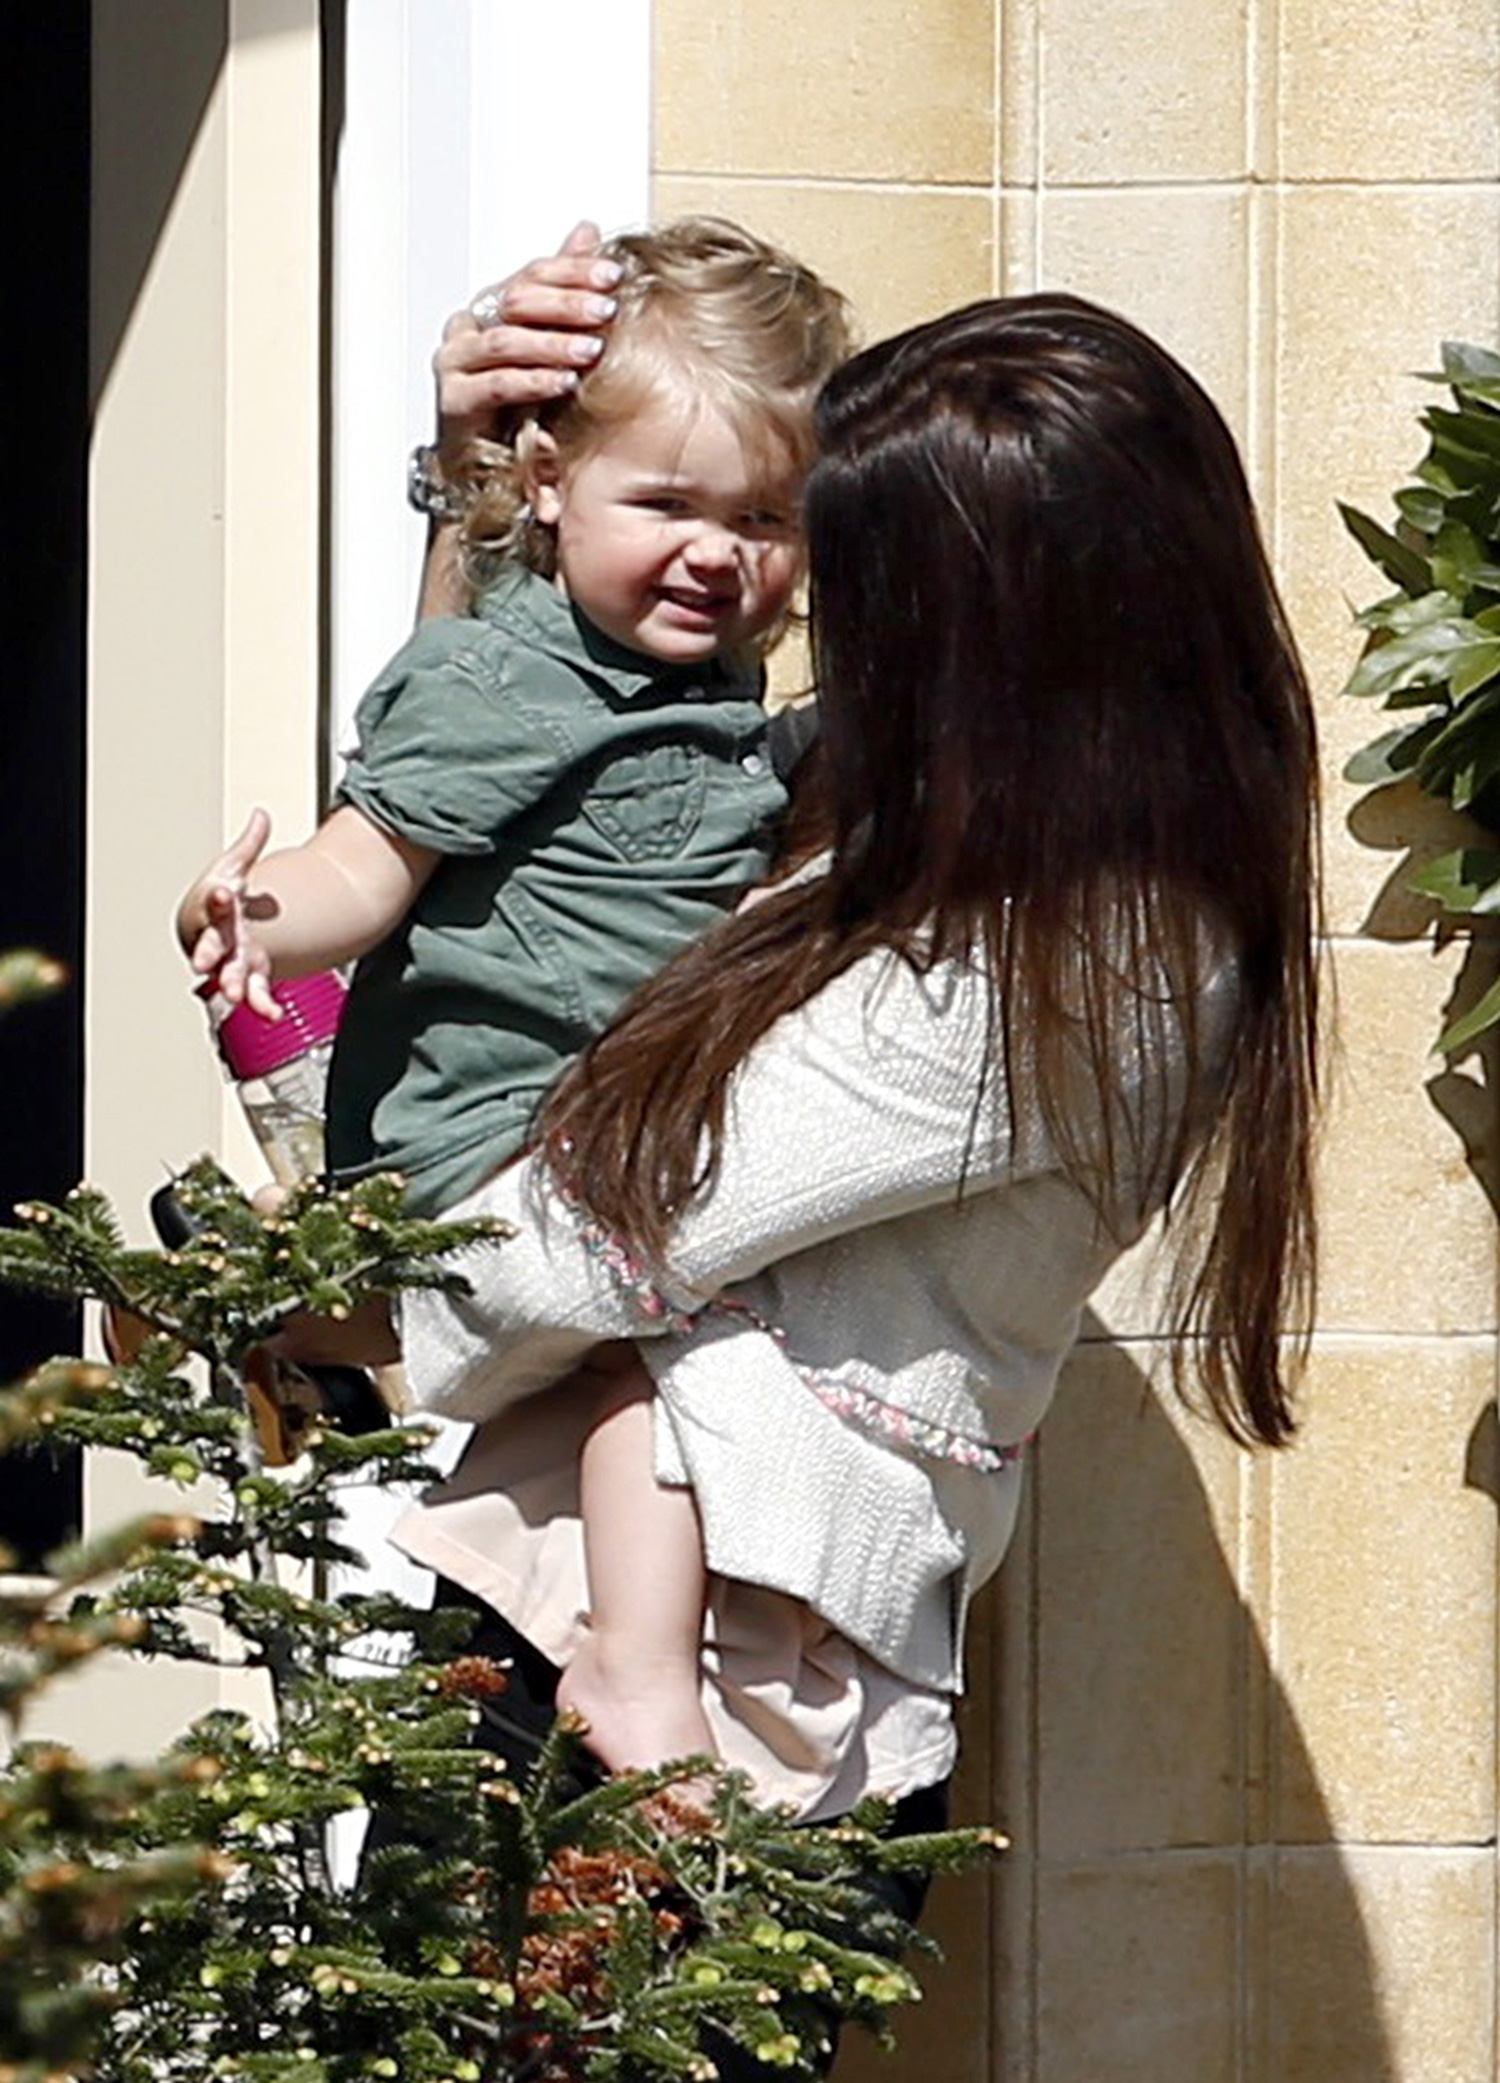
[556,1362,717,1774]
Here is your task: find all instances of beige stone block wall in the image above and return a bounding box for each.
[653,2,1500,2075]
[1270,1343,1496,1847]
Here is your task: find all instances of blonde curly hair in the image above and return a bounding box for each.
[450,217,853,589]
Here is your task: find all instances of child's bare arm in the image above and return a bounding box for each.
[177,804,438,1013]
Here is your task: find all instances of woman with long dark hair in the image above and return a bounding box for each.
[377,286,1318,1859]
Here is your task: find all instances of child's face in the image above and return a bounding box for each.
[530,393,804,666]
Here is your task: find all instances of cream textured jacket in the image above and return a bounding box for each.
[400,939,1239,1694]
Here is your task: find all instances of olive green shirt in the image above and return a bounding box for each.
[326,569,785,1215]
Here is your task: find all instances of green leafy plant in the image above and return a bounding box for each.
[1341,340,1500,1050]
[0,1159,998,2082]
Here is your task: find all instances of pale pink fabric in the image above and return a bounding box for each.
[392,1374,956,1822]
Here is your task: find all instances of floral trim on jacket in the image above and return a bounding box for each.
[552,1164,1029,1475]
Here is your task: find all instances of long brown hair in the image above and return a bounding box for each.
[540,294,1320,1448]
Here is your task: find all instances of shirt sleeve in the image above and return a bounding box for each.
[399,947,1021,1419]
[336,622,575,856]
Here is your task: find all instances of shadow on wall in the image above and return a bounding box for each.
[837,1330,1394,2083]
[91,0,228,412]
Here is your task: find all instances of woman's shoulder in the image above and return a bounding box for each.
[745,940,996,1124]
[788,899,1244,1133]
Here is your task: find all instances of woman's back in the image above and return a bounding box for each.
[542,290,1319,1452]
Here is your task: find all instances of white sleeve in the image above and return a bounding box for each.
[658,949,1010,1286]
[399,950,1014,1420]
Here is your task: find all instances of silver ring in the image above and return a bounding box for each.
[469,288,505,327]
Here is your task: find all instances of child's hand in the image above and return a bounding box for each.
[176,808,280,1019]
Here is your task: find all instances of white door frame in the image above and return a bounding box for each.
[329,0,651,740]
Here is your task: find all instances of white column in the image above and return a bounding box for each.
[330,0,650,740]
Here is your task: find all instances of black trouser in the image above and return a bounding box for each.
[431,1582,949,2081]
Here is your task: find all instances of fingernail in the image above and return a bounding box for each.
[591,261,623,289]
[586,294,618,322]
[569,334,605,362]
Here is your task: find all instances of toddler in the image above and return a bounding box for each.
[178,219,851,1774]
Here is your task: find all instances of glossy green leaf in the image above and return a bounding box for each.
[1342,718,1444,784]
[1431,342,1500,411]
[1431,520,1500,599]
[1336,502,1432,595]
[1418,459,1463,498]
[1450,640,1500,701]
[1455,394,1500,437]
[1416,742,1468,798]
[1384,683,1452,712]
[1408,847,1500,914]
[1417,706,1500,810]
[1441,340,1500,387]
[1436,967,1500,1054]
[1344,616,1479,700]
[1345,342,1500,1060]
[1414,679,1500,760]
[1423,442,1497,497]
[1462,733,1500,807]
[1424,404,1500,461]
[1354,587,1466,635]
[1395,484,1448,533]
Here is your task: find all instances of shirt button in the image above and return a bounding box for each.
[741,752,766,776]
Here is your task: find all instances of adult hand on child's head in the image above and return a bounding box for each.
[433,220,621,447]
[176,807,279,1020]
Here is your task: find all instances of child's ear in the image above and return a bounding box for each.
[523,429,565,526]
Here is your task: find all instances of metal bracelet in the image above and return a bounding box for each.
[406,443,465,524]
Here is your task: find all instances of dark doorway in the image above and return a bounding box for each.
[0,9,91,1563]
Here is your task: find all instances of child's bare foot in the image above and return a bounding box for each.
[556,1629,717,1781]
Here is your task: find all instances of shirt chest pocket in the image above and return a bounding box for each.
[580,741,710,862]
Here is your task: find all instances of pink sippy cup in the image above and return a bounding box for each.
[204,971,348,1186]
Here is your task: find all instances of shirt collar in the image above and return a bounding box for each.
[477,565,762,706]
